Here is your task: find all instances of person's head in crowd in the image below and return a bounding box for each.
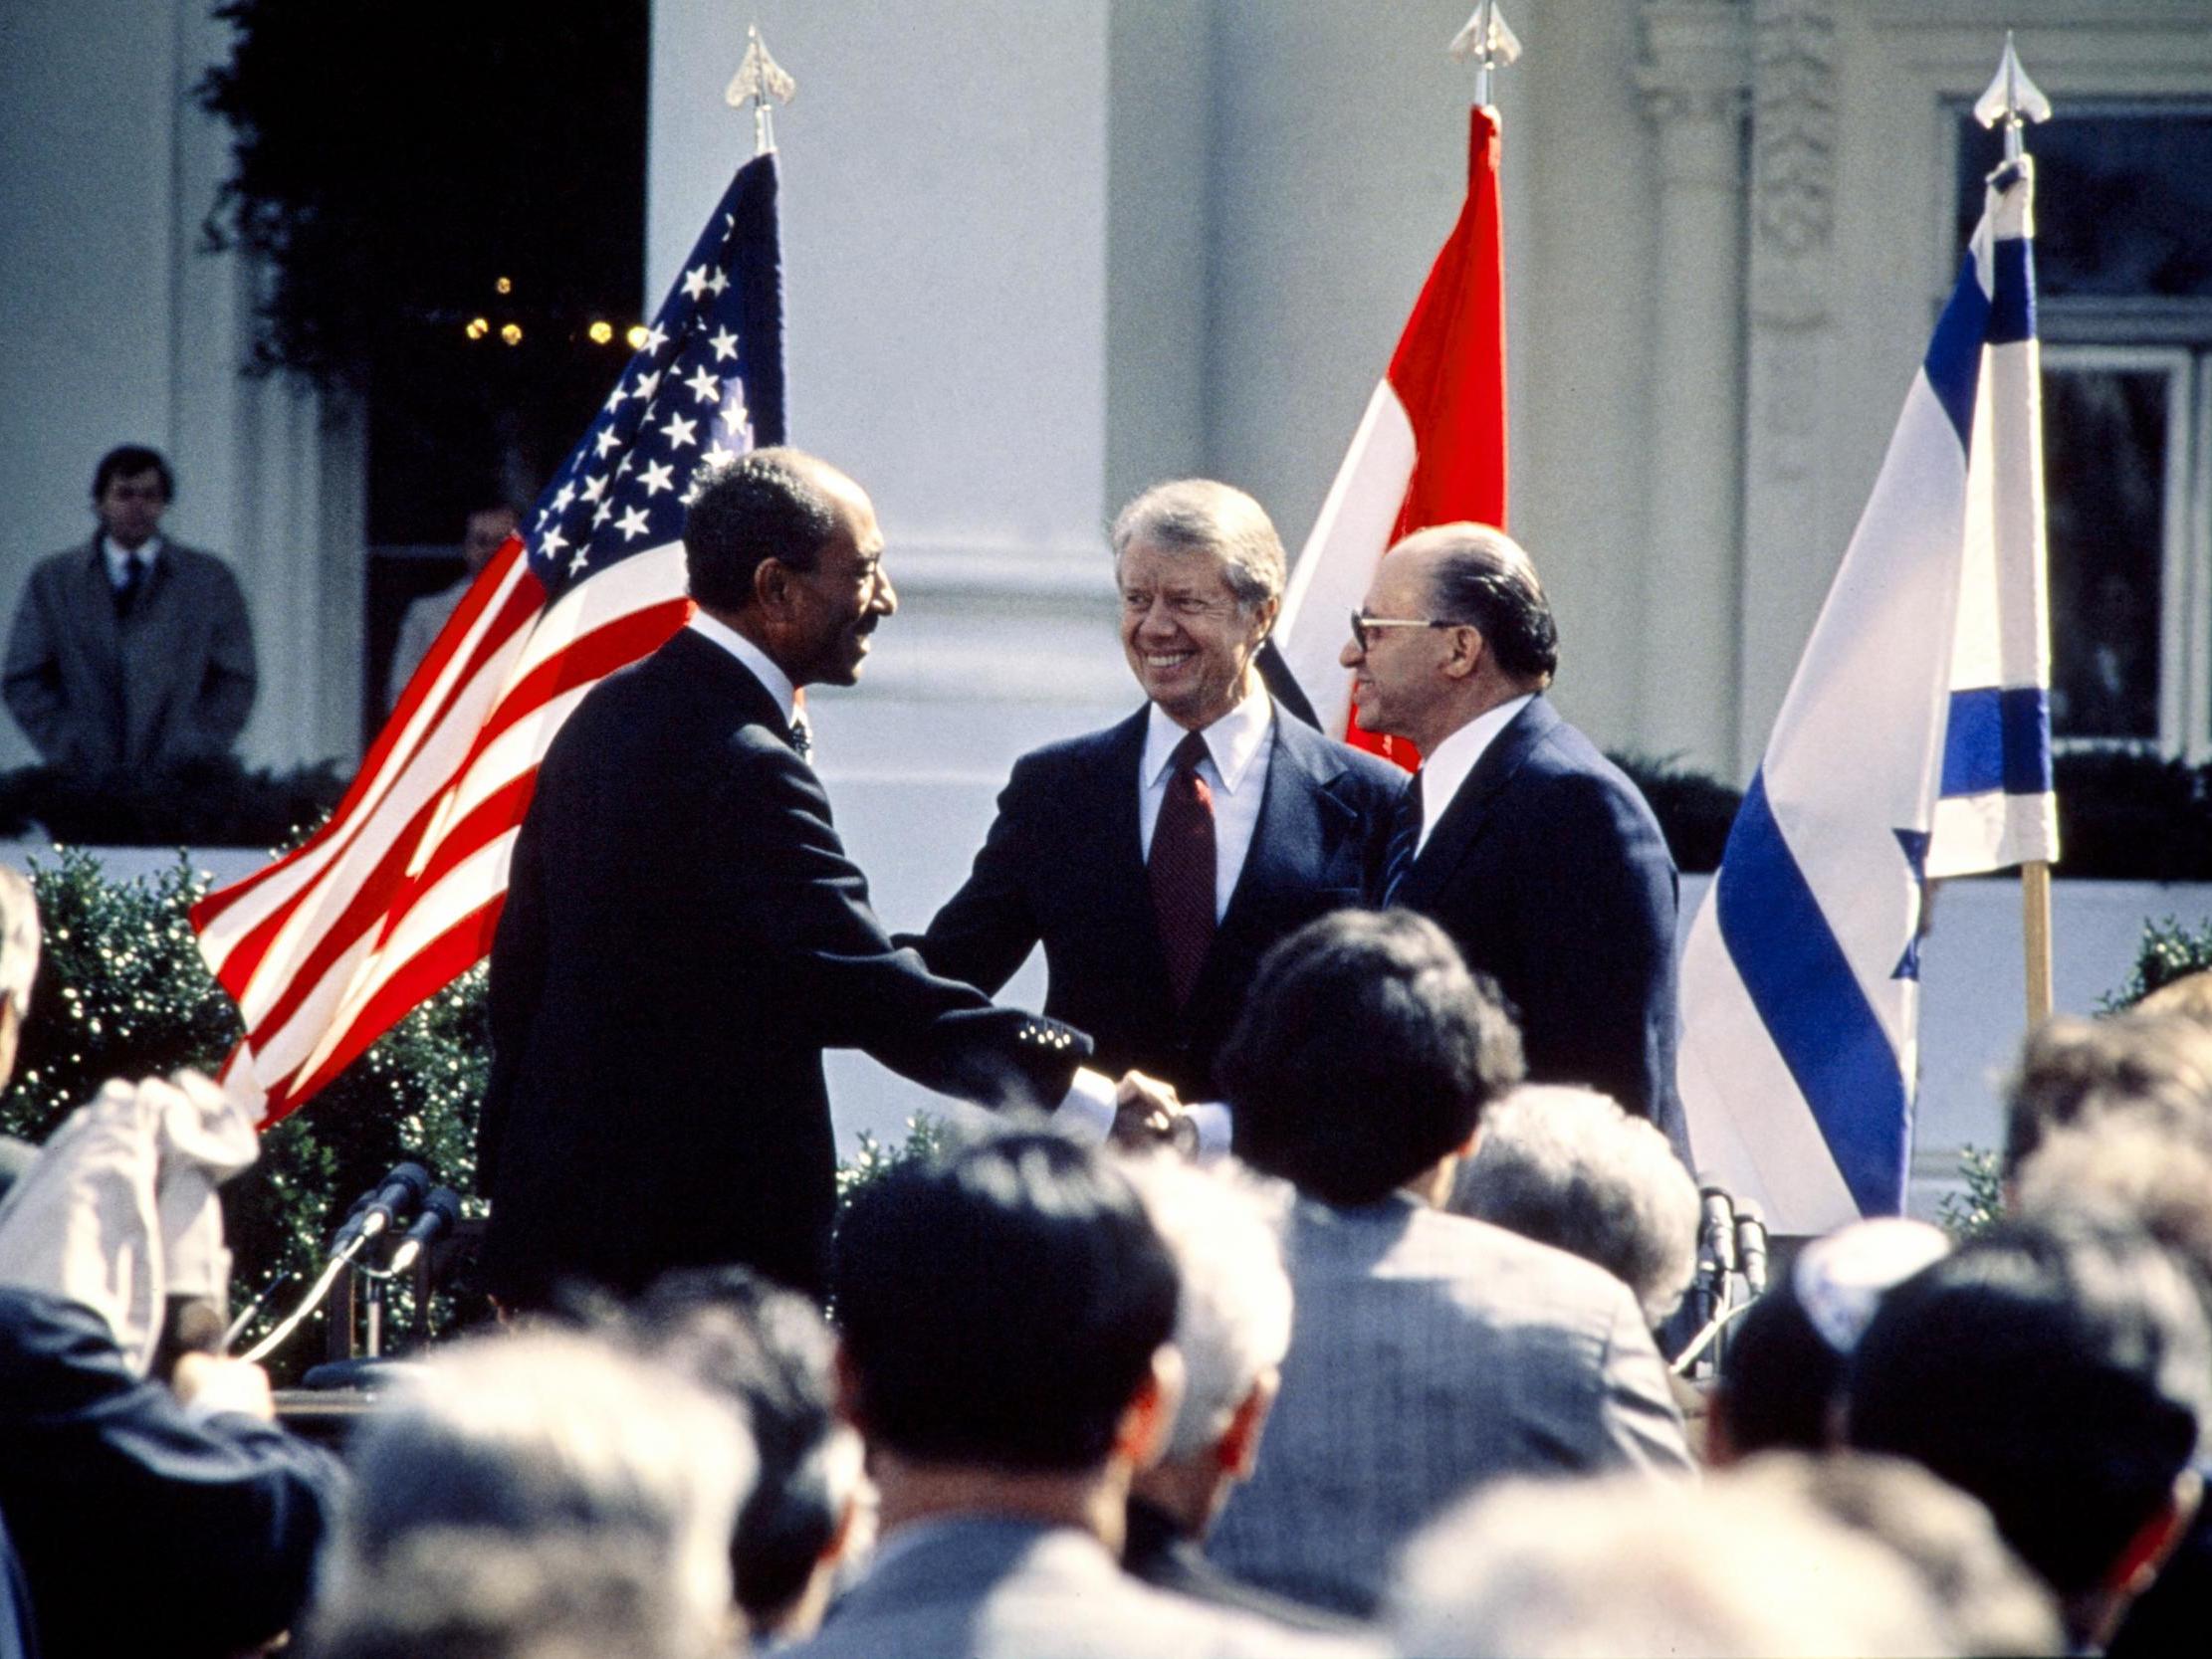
[2135,968,2212,1028]
[323,1330,755,1658]
[1114,1152,1294,1542]
[461,504,521,576]
[1451,1084,1698,1326]
[1109,479,1285,732]
[683,446,895,690]
[303,1530,711,1659]
[2002,1010,2212,1184]
[830,1128,1181,1551]
[629,1264,867,1642]
[1219,908,1523,1208]
[90,443,174,552]
[1709,1216,1950,1464]
[1846,1208,2212,1649]
[1390,1467,1954,1658]
[1732,1451,2063,1656]
[0,865,41,1091]
[2016,1121,2212,1313]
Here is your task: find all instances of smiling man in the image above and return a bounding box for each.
[480,448,1167,1308]
[911,480,1402,1106]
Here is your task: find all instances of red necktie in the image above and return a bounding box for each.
[1149,730,1217,1007]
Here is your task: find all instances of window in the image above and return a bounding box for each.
[1957,108,2212,758]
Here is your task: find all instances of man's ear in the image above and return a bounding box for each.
[1440,624,1487,682]
[1216,1369,1280,1480]
[1114,1343,1187,1471]
[753,556,792,613]
[2104,1468,2202,1602]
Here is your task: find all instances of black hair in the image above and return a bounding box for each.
[630,1266,842,1627]
[831,1131,1179,1472]
[91,444,173,502]
[1716,1281,1847,1456]
[1219,909,1525,1206]
[1846,1209,2210,1596]
[1429,533,1558,680]
[682,447,838,613]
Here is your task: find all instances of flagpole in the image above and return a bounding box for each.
[1975,32,2056,1027]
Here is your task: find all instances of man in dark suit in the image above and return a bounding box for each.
[1207,910,1692,1618]
[480,449,1165,1309]
[1343,522,1681,1139]
[913,481,1402,1110]
[4,445,257,773]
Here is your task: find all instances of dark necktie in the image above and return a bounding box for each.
[787,709,812,762]
[1149,730,1217,1007]
[113,553,145,619]
[1381,769,1426,904]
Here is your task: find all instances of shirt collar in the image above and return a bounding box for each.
[687,610,797,726]
[99,535,162,583]
[1417,692,1536,836]
[1142,678,1273,791]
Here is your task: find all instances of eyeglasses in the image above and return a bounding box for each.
[1348,610,1459,651]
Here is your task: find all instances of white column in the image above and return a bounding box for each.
[1636,2,1751,774]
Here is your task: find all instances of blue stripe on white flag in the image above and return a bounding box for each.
[1989,238,2034,345]
[1940,686,2054,797]
[1714,774,1913,1217]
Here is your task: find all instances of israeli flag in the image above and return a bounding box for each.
[1677,160,2054,1234]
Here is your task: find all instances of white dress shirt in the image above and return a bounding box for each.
[100,534,162,591]
[1413,692,1535,853]
[1137,679,1274,923]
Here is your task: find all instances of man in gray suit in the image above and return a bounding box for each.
[5,445,257,773]
[1207,909,1694,1618]
[788,1131,1372,1659]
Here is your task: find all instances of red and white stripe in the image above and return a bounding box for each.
[1274,104,1510,768]
[193,535,692,1125]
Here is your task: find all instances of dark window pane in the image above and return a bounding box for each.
[2044,365,2168,740]
[1957,112,2212,301]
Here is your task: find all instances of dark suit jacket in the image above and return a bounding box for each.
[1392,695,1681,1138]
[2,539,256,771]
[479,628,1092,1306]
[0,1288,339,1659]
[910,708,1404,1099]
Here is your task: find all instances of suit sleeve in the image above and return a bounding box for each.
[1592,1286,1697,1479]
[721,738,1091,1110]
[0,1289,341,1654]
[904,757,1045,997]
[189,560,257,754]
[1512,769,1678,1122]
[3,571,72,764]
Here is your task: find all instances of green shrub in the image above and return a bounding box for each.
[2102,916,2212,1011]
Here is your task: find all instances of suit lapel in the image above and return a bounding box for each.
[664,626,799,745]
[1395,697,1559,910]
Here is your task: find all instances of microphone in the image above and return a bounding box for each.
[332,1162,430,1250]
[1734,1199,1770,1298]
[386,1186,462,1276]
[1697,1179,1737,1306]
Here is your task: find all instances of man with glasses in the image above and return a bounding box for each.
[1341,522,1682,1145]
[912,480,1403,1112]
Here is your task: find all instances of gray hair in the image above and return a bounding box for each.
[1732,1451,2063,1658]
[2004,1010,2212,1176]
[1392,1470,1955,1659]
[1110,479,1286,610]
[2017,1119,2212,1298]
[1452,1085,1698,1325]
[1116,1151,1294,1462]
[0,866,39,1020]
[327,1331,755,1650]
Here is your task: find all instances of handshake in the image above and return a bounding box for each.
[1108,1069,1199,1155]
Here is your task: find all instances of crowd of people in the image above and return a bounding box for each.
[2,445,2211,1656]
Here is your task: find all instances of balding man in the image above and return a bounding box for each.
[1342,523,1680,1138]
[914,481,1402,1104]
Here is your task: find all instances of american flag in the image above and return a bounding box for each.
[192,153,786,1126]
